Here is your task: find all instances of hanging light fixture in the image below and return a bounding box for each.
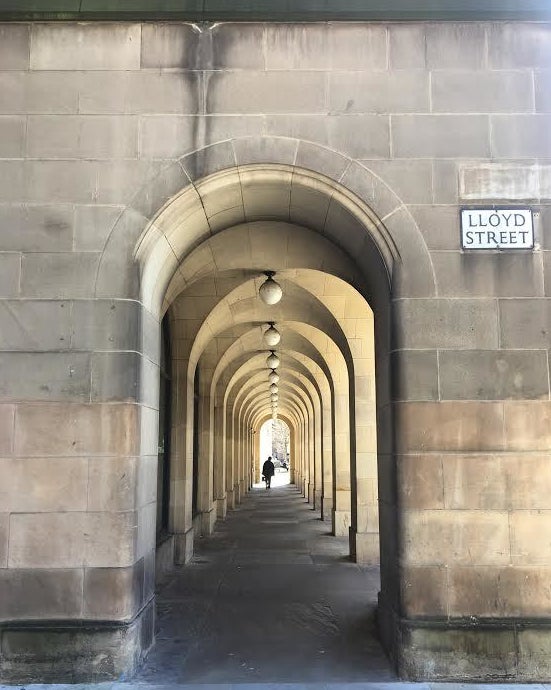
[271,394,278,402]
[266,351,280,369]
[263,322,281,347]
[259,271,283,306]
[270,383,278,394]
[268,370,279,385]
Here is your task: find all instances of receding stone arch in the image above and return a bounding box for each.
[127,143,431,673]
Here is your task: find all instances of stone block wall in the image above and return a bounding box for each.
[0,19,550,681]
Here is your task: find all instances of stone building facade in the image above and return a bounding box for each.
[1,6,551,682]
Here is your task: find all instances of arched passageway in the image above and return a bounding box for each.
[131,157,421,676]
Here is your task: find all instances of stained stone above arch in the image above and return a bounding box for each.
[92,138,436,307]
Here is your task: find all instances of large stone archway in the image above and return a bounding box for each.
[130,156,403,677]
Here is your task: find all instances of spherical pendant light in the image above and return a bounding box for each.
[266,351,280,369]
[268,370,279,385]
[263,322,281,347]
[271,394,278,402]
[259,271,283,306]
[270,383,278,394]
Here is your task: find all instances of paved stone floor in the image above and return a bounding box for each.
[136,479,391,684]
[7,479,551,689]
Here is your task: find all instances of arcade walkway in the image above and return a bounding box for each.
[136,483,394,684]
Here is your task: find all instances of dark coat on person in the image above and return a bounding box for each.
[262,459,275,477]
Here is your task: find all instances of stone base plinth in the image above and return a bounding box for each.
[394,615,551,682]
[349,528,380,565]
[227,488,235,509]
[155,533,175,580]
[321,495,333,520]
[200,507,216,536]
[332,509,351,536]
[216,495,227,519]
[0,599,155,683]
[314,489,323,511]
[174,526,194,565]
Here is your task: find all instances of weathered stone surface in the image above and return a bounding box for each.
[20,252,100,299]
[91,352,140,403]
[542,253,551,298]
[489,22,551,68]
[409,205,459,250]
[393,299,499,350]
[0,568,83,620]
[432,70,533,113]
[0,513,7,567]
[0,300,71,351]
[492,115,551,158]
[83,562,144,620]
[295,140,349,182]
[73,204,123,252]
[265,114,390,158]
[442,453,551,511]
[0,161,24,201]
[30,24,141,71]
[71,300,140,351]
[9,511,137,568]
[0,457,88,512]
[0,72,79,114]
[361,160,432,204]
[535,70,551,112]
[0,116,25,157]
[401,565,447,616]
[432,159,459,203]
[460,163,540,201]
[14,402,139,456]
[518,628,551,680]
[392,115,490,158]
[504,401,551,451]
[0,25,29,70]
[206,71,326,114]
[25,160,97,203]
[395,401,505,453]
[140,114,264,159]
[210,23,265,69]
[0,351,91,402]
[499,299,551,348]
[426,23,486,68]
[137,502,157,559]
[27,115,138,159]
[140,23,195,69]
[402,508,510,565]
[397,454,444,509]
[77,71,200,114]
[389,24,425,68]
[0,253,20,298]
[510,510,551,565]
[447,566,501,617]
[0,405,14,455]
[88,456,137,512]
[265,23,387,70]
[328,71,429,114]
[0,601,154,682]
[439,350,548,400]
[137,455,158,508]
[391,350,439,401]
[0,203,73,251]
[400,625,517,680]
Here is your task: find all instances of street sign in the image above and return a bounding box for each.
[460,209,534,249]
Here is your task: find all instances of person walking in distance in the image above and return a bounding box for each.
[262,456,275,489]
